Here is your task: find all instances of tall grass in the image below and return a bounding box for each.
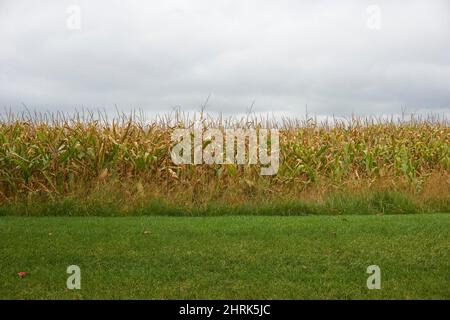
[0,110,448,215]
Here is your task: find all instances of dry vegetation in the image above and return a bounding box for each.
[0,110,448,215]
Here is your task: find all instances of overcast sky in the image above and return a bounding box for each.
[1,0,449,117]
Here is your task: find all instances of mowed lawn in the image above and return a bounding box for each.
[0,214,449,299]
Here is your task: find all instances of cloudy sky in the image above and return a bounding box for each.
[1,0,449,117]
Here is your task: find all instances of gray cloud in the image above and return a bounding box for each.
[1,0,449,117]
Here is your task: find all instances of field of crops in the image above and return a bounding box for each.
[0,111,448,216]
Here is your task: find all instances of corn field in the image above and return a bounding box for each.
[0,111,448,214]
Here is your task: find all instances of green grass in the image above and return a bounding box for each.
[0,190,448,216]
[1,214,449,299]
